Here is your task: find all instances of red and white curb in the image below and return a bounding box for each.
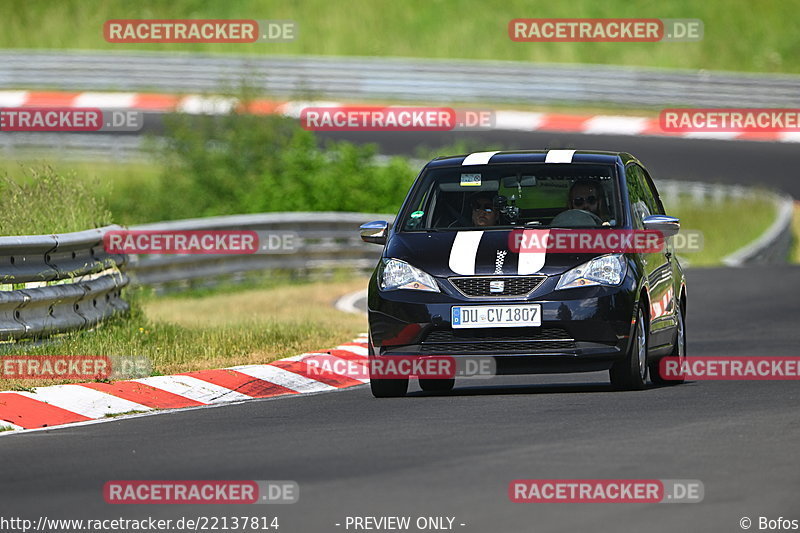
[1,90,798,143]
[0,335,369,433]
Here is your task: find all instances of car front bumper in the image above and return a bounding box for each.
[368,273,638,374]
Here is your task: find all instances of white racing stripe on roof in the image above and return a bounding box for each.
[545,149,576,163]
[462,151,499,166]
[449,231,483,275]
[134,375,251,404]
[15,385,151,418]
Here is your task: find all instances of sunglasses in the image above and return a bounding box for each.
[473,205,495,212]
[571,195,598,207]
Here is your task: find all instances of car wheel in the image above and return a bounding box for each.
[610,306,648,390]
[419,378,455,393]
[650,302,686,385]
[368,343,408,397]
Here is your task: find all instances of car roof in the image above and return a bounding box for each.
[426,150,637,169]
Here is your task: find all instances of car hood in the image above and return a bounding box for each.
[385,230,603,278]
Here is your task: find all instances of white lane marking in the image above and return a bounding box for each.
[0,420,25,431]
[778,132,800,143]
[517,229,549,275]
[134,375,251,404]
[177,95,238,115]
[284,353,369,383]
[230,365,336,393]
[335,288,367,315]
[545,149,576,163]
[462,151,499,166]
[449,231,484,275]
[682,131,740,140]
[73,92,136,108]
[276,100,343,118]
[335,344,368,356]
[14,385,151,418]
[494,111,544,131]
[0,90,29,107]
[582,115,649,135]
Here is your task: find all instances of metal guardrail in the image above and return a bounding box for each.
[126,212,389,287]
[0,226,129,341]
[2,50,800,108]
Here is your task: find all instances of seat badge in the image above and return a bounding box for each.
[490,280,505,293]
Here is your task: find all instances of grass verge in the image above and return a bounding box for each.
[0,277,368,390]
[0,0,795,74]
[791,202,800,264]
[667,193,778,266]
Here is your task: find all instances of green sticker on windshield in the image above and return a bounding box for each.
[411,210,424,218]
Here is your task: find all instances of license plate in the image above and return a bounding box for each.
[451,304,541,329]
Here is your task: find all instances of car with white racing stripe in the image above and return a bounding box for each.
[360,150,687,397]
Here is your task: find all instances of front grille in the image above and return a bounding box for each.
[424,327,571,343]
[450,276,546,297]
[420,341,577,354]
[420,327,576,354]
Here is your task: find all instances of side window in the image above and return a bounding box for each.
[639,166,666,215]
[625,165,650,229]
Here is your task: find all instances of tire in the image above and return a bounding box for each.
[368,345,408,397]
[650,301,686,385]
[419,378,455,393]
[370,378,409,398]
[610,306,648,390]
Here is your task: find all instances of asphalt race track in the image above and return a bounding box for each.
[318,129,800,198]
[1,265,798,532]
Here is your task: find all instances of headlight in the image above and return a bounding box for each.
[555,254,627,290]
[379,258,440,292]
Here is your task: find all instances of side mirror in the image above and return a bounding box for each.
[643,215,680,237]
[360,220,389,245]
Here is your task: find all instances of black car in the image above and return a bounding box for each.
[360,150,687,397]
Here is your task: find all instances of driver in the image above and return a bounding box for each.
[567,180,609,221]
[470,192,499,227]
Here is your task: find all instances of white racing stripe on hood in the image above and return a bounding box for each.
[449,231,484,275]
[517,229,549,275]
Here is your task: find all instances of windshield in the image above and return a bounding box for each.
[400,163,620,231]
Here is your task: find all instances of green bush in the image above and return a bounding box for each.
[112,113,416,222]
